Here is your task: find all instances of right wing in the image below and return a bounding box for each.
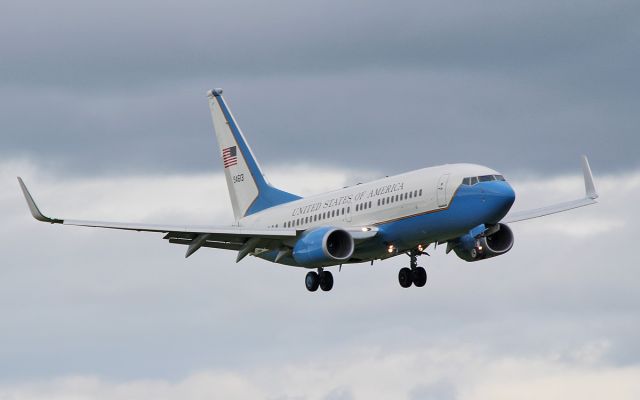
[502,156,599,224]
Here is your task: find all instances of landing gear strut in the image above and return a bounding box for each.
[306,268,334,292]
[398,250,427,288]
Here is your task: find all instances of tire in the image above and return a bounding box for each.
[398,267,412,288]
[412,267,427,287]
[320,271,334,291]
[305,271,319,292]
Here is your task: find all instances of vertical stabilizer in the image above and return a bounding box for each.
[207,89,300,221]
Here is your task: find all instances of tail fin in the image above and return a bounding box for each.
[207,89,300,221]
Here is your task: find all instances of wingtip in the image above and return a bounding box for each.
[16,178,61,223]
[581,155,598,200]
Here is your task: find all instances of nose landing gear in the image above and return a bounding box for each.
[398,249,428,288]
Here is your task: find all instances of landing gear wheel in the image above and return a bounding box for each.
[398,267,413,288]
[305,271,319,292]
[412,267,427,287]
[320,271,334,291]
[470,248,478,259]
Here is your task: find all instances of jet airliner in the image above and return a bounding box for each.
[18,88,599,292]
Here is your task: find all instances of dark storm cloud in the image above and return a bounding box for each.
[1,0,639,175]
[2,0,638,86]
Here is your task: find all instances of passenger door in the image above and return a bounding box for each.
[437,173,450,208]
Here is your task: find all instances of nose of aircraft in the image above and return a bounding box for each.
[481,181,516,222]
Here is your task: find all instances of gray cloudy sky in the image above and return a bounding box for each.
[1,1,640,399]
[2,0,639,177]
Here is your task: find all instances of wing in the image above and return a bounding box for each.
[17,177,298,259]
[17,178,378,261]
[502,156,599,224]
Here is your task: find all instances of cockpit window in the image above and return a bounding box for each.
[478,175,495,182]
[462,174,506,185]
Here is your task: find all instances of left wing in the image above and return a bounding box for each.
[18,178,378,261]
[502,156,599,224]
[17,177,297,259]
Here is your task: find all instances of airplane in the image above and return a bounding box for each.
[17,88,599,292]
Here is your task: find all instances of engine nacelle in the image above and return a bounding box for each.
[292,227,355,266]
[453,223,514,262]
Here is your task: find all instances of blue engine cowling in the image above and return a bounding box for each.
[452,223,514,262]
[292,227,355,266]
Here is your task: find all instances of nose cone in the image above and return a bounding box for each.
[482,181,516,223]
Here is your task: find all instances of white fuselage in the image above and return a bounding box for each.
[241,163,499,230]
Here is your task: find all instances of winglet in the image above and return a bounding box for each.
[581,155,598,200]
[17,177,62,223]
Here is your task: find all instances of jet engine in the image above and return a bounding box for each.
[452,223,514,262]
[292,227,354,266]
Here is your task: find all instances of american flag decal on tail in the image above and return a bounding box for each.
[222,146,238,168]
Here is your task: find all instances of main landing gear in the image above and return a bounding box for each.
[398,250,427,288]
[305,268,334,292]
